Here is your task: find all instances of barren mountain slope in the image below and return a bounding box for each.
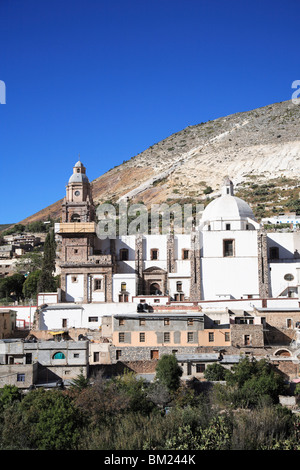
[18,99,300,226]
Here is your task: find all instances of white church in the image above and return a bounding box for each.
[52,161,300,308]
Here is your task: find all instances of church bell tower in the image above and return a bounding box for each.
[62,159,95,223]
[58,159,114,303]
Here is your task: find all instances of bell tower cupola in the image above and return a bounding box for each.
[222,176,234,196]
[62,158,95,222]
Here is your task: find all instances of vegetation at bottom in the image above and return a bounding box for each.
[1,355,300,451]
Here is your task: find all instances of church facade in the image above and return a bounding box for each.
[55,161,300,305]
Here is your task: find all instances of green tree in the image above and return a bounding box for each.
[114,371,154,414]
[18,389,81,450]
[204,362,226,381]
[0,273,25,301]
[155,354,183,391]
[38,230,57,293]
[0,385,22,410]
[69,370,90,392]
[224,357,286,407]
[26,221,47,233]
[22,270,41,298]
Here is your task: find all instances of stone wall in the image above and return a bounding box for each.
[189,232,201,301]
[257,230,270,298]
[230,324,264,348]
[109,345,200,363]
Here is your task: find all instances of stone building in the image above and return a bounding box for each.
[0,309,17,339]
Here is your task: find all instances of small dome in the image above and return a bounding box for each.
[201,194,256,224]
[74,160,84,168]
[69,173,89,183]
[201,176,256,227]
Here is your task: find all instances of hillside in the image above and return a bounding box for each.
[17,99,300,226]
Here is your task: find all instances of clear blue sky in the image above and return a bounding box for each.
[0,0,299,223]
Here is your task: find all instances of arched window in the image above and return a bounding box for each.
[150,283,161,295]
[176,281,182,292]
[275,349,291,357]
[119,249,129,261]
[53,352,65,359]
[150,248,159,260]
[71,213,81,222]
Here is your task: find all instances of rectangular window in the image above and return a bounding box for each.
[119,318,125,326]
[187,318,194,326]
[17,373,25,382]
[182,249,189,260]
[226,223,231,230]
[151,350,159,359]
[62,318,68,328]
[164,318,170,326]
[209,332,214,342]
[94,279,102,290]
[139,318,145,325]
[150,249,158,260]
[187,332,194,343]
[225,332,230,342]
[88,316,98,322]
[196,364,205,373]
[93,352,100,362]
[223,239,234,257]
[73,353,79,358]
[25,353,32,364]
[119,332,125,343]
[140,332,145,342]
[164,332,170,342]
[244,335,251,346]
[116,350,122,360]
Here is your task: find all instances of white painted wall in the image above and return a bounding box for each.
[113,273,136,302]
[269,262,299,297]
[168,275,191,299]
[89,274,105,302]
[39,302,137,331]
[201,230,259,300]
[66,274,84,302]
[267,232,300,260]
[201,257,259,300]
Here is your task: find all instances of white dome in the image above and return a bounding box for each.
[201,194,256,224]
